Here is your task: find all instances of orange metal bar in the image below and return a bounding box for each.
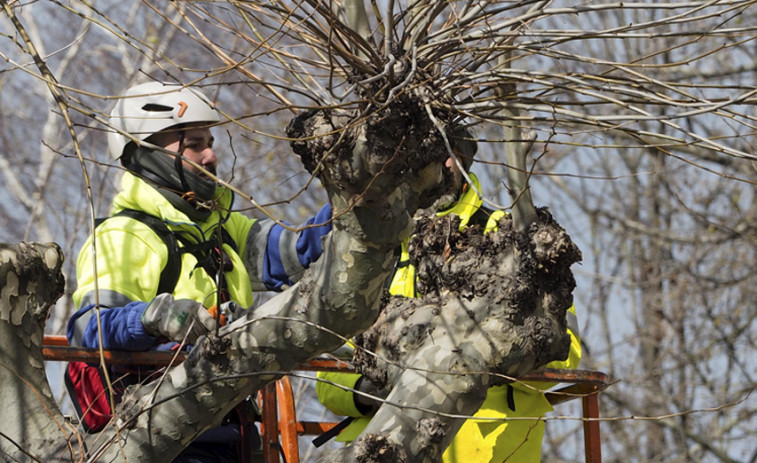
[297,421,339,435]
[583,392,602,463]
[275,377,300,463]
[43,335,69,346]
[545,381,603,407]
[296,358,353,372]
[259,383,280,463]
[42,335,186,365]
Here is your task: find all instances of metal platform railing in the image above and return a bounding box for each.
[42,335,609,463]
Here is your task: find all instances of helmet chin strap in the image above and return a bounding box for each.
[122,143,220,220]
[173,132,197,208]
[175,131,192,194]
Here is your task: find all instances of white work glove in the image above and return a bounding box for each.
[141,294,218,344]
[217,301,246,323]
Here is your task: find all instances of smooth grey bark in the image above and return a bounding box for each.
[0,242,80,462]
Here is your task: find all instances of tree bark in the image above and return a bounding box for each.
[0,242,80,462]
[323,209,581,463]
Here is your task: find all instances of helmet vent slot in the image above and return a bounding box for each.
[142,103,174,113]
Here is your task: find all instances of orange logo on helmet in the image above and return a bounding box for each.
[177,102,188,117]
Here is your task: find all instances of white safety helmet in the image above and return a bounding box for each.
[107,82,224,220]
[107,81,220,160]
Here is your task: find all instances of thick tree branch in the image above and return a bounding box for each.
[0,242,78,462]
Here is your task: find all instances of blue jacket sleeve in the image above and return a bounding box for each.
[263,203,332,290]
[296,203,332,266]
[66,301,158,351]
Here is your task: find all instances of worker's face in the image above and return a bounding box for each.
[445,155,464,190]
[152,124,217,177]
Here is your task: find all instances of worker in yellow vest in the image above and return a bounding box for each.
[67,82,331,462]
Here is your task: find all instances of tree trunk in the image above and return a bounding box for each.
[324,209,581,462]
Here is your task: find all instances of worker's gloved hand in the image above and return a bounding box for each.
[141,294,218,344]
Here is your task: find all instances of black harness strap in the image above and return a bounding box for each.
[507,384,516,412]
[312,417,354,448]
[99,209,239,298]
